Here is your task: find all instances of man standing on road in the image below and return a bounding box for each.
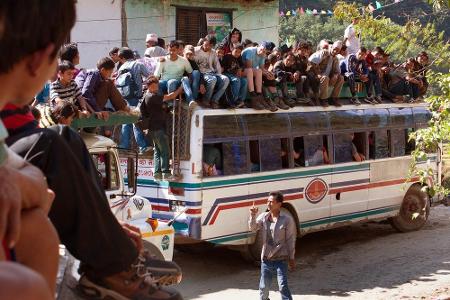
[249,191,296,300]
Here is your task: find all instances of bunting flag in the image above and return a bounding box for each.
[327,10,333,15]
[305,8,312,15]
[321,10,327,15]
[280,11,285,16]
[312,9,318,15]
[368,3,375,11]
[300,7,305,15]
[375,1,383,9]
[292,9,297,16]
[286,10,291,16]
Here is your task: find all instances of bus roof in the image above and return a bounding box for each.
[71,111,139,129]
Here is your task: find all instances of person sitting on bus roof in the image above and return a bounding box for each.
[219,28,242,56]
[381,57,421,103]
[341,47,378,106]
[194,35,230,109]
[308,40,344,107]
[221,43,248,109]
[416,51,429,97]
[274,52,314,107]
[184,45,206,105]
[294,41,321,106]
[260,53,281,111]
[203,145,223,176]
[351,133,365,162]
[154,40,197,108]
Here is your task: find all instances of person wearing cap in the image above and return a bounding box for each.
[183,45,205,102]
[241,41,274,110]
[194,35,229,109]
[308,40,345,107]
[144,33,167,58]
[344,17,361,56]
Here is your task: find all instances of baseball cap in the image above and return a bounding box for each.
[146,33,158,43]
[261,41,276,52]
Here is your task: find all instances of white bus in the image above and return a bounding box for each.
[132,103,441,260]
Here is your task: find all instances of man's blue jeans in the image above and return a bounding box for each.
[203,73,230,103]
[259,260,293,300]
[190,70,201,100]
[119,98,148,149]
[225,73,248,104]
[149,129,170,175]
[159,76,195,102]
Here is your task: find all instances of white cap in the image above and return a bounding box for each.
[146,33,158,43]
[331,40,343,50]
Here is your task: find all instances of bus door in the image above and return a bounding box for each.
[330,132,370,218]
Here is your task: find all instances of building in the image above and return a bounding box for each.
[72,0,279,68]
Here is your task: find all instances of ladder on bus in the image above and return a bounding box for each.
[169,95,192,179]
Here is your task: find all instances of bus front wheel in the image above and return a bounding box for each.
[389,185,430,232]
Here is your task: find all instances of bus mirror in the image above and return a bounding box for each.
[127,157,137,194]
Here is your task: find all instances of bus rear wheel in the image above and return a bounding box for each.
[389,185,430,232]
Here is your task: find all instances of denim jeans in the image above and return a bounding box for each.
[119,98,148,149]
[203,73,230,103]
[260,260,293,300]
[159,77,195,102]
[389,79,419,99]
[150,129,170,175]
[368,71,382,97]
[225,73,248,104]
[190,70,201,100]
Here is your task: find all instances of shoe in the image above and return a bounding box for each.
[314,98,321,106]
[408,97,417,104]
[138,251,182,286]
[154,173,162,181]
[284,98,296,108]
[162,173,178,181]
[139,146,151,155]
[296,97,312,105]
[199,100,210,108]
[265,98,278,112]
[374,96,383,104]
[236,101,245,108]
[210,102,220,109]
[273,96,289,110]
[320,99,329,107]
[350,97,361,106]
[332,98,342,107]
[188,100,198,110]
[79,274,183,300]
[250,96,264,110]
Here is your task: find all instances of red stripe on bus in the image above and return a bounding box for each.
[208,193,304,225]
[328,177,419,195]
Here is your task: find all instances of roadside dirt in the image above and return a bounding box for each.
[175,205,450,300]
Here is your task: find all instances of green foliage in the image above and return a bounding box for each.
[427,0,450,11]
[279,15,347,47]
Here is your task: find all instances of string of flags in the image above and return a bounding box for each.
[280,0,402,17]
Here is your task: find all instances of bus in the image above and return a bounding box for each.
[131,102,441,260]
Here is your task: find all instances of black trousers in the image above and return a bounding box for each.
[6,126,138,278]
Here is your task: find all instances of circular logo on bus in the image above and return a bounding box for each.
[305,178,328,204]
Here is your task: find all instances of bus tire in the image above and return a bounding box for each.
[242,208,297,264]
[389,184,430,232]
[143,240,165,260]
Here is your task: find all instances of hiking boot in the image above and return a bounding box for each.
[250,96,265,110]
[210,102,220,109]
[79,275,183,300]
[138,251,182,286]
[331,98,342,107]
[154,173,163,181]
[236,101,245,108]
[374,96,383,104]
[199,100,211,108]
[350,97,361,106]
[265,98,278,112]
[273,96,289,110]
[320,99,329,107]
[284,98,296,108]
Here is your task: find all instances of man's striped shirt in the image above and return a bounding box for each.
[50,79,81,103]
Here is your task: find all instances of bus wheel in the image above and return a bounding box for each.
[390,185,430,232]
[143,240,165,260]
[240,208,297,264]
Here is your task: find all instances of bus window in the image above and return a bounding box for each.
[304,135,329,167]
[281,138,290,169]
[405,128,415,155]
[260,139,282,171]
[293,137,305,167]
[369,130,390,159]
[203,144,223,176]
[334,133,366,163]
[249,140,260,172]
[390,129,406,157]
[222,141,247,176]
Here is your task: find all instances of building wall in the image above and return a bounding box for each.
[125,0,279,57]
[71,0,122,69]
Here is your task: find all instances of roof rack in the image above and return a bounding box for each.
[70,111,139,129]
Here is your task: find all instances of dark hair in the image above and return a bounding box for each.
[295,40,311,51]
[58,60,75,73]
[282,52,295,59]
[109,47,120,56]
[59,43,79,63]
[0,0,76,74]
[269,191,284,203]
[243,39,253,47]
[418,51,429,58]
[341,45,347,51]
[359,47,367,53]
[118,47,135,60]
[232,43,244,50]
[157,37,165,49]
[97,57,115,70]
[145,76,159,86]
[176,40,185,48]
[204,35,217,46]
[52,100,78,122]
[267,53,279,64]
[169,40,180,49]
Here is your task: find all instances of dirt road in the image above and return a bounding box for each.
[175,206,450,300]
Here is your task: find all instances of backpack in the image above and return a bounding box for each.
[115,68,139,100]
